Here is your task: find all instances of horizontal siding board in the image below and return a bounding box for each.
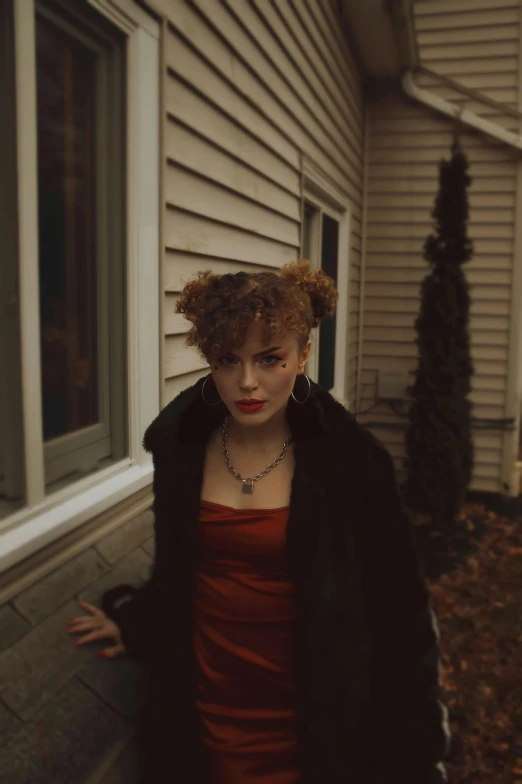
[365,255,513,271]
[273,0,363,141]
[309,0,364,109]
[165,368,210,404]
[165,78,301,195]
[417,25,519,46]
[164,252,272,292]
[164,123,300,220]
[429,56,519,75]
[415,1,519,16]
[164,334,209,378]
[362,341,509,362]
[166,1,360,201]
[369,131,513,151]
[363,325,509,349]
[366,296,511,316]
[361,354,506,377]
[164,210,298,266]
[415,85,518,107]
[367,222,513,240]
[164,293,187,335]
[195,0,361,176]
[365,280,513,300]
[419,40,518,60]
[367,115,514,135]
[369,145,515,164]
[361,367,508,395]
[165,166,300,246]
[370,177,515,194]
[166,29,299,169]
[219,0,362,171]
[365,238,514,255]
[250,0,361,151]
[415,9,519,30]
[363,311,511,333]
[368,207,515,225]
[369,162,516,180]
[367,193,515,209]
[289,0,362,122]
[415,70,518,91]
[365,267,512,287]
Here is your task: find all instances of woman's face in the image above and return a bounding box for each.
[210,320,311,428]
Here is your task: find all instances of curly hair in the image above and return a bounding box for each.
[175,259,338,362]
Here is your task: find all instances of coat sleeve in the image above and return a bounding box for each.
[102,453,170,662]
[359,438,451,784]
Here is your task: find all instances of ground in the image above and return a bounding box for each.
[1,497,521,783]
[413,496,522,783]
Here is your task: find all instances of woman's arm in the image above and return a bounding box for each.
[360,440,450,784]
[102,453,170,662]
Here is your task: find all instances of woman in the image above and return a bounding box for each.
[67,260,450,783]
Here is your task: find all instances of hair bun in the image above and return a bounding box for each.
[280,259,338,325]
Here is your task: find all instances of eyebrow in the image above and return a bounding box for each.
[224,345,284,358]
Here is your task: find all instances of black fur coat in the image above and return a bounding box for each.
[103,375,450,783]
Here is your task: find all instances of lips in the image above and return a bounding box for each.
[234,400,265,412]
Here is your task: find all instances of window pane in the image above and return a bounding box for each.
[318,214,339,391]
[36,15,98,441]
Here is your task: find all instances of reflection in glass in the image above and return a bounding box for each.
[36,15,98,441]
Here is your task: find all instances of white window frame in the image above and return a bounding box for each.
[0,0,160,573]
[301,158,351,408]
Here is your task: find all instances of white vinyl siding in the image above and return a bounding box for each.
[359,0,522,492]
[159,0,363,407]
[413,0,520,129]
[363,92,517,492]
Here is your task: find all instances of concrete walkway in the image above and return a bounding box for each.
[0,509,154,784]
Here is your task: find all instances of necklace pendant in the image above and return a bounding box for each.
[242,478,254,494]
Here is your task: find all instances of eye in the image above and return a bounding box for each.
[218,355,236,366]
[260,355,280,366]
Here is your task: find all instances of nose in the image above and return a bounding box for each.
[238,363,258,392]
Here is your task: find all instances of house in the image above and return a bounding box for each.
[0,0,521,780]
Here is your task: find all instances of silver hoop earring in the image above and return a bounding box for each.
[291,374,311,404]
[201,376,222,406]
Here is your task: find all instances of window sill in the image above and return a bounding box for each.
[0,461,153,574]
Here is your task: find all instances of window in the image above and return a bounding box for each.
[0,0,159,571]
[35,2,127,492]
[301,161,350,404]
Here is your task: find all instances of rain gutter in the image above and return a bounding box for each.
[401,68,522,153]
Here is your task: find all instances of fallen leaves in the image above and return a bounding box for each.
[425,504,522,782]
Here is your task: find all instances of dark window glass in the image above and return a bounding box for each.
[318,214,339,391]
[36,15,98,440]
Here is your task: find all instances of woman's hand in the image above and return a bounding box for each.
[66,598,126,659]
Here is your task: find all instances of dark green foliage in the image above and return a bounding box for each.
[404,140,475,526]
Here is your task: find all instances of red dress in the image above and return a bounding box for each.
[194,500,300,784]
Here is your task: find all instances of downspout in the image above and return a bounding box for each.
[390,0,522,151]
[401,70,522,152]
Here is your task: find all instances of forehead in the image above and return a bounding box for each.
[224,321,296,354]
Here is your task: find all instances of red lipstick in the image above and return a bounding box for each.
[235,398,265,413]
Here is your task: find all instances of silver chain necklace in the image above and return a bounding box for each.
[221,415,292,494]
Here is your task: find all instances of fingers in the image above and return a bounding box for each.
[99,643,126,659]
[77,598,104,617]
[71,629,107,646]
[67,618,99,632]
